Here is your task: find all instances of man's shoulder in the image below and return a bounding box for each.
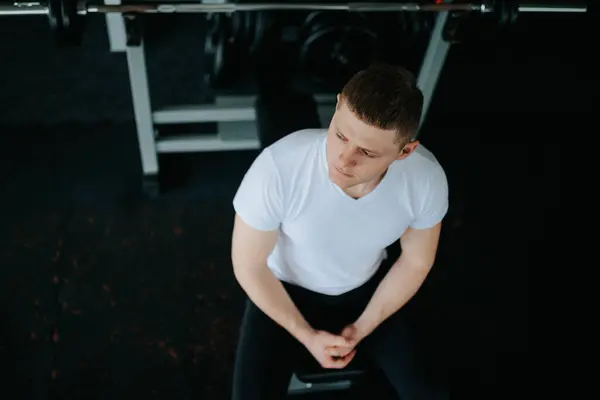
[403,144,446,178]
[264,129,325,168]
[388,144,447,194]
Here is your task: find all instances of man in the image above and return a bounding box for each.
[230,63,449,399]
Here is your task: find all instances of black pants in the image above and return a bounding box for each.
[231,261,449,400]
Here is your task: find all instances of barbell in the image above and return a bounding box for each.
[0,1,588,46]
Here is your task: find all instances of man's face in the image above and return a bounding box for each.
[325,96,418,189]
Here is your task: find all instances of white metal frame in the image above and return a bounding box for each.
[107,5,449,189]
[417,11,451,135]
[104,0,126,51]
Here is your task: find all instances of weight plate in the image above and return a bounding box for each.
[204,14,222,54]
[300,25,378,88]
[506,0,519,28]
[231,12,247,46]
[244,11,255,49]
[497,0,510,30]
[250,11,274,56]
[397,11,410,39]
[491,0,519,37]
[414,12,434,37]
[48,0,64,44]
[60,0,84,46]
[442,11,467,43]
[302,10,368,38]
[210,22,244,89]
[300,10,378,87]
[410,12,422,37]
[231,11,270,57]
[301,11,328,36]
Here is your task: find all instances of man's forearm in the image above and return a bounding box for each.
[354,256,432,340]
[234,265,314,344]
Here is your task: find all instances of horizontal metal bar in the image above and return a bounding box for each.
[518,4,587,13]
[153,105,256,124]
[156,134,260,153]
[84,2,490,14]
[81,1,589,15]
[1,1,587,16]
[0,3,47,15]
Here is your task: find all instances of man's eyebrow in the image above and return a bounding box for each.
[335,129,380,155]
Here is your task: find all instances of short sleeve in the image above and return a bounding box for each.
[233,149,284,231]
[410,167,449,230]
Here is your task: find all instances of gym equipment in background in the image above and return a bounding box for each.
[0,1,588,200]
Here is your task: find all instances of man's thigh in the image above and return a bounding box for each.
[359,310,450,400]
[231,299,302,400]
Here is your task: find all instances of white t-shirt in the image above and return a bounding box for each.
[233,129,448,295]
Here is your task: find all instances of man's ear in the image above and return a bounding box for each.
[396,140,419,160]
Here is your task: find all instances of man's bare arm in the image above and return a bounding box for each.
[231,213,314,344]
[353,222,442,340]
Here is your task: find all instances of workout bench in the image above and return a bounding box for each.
[287,347,373,395]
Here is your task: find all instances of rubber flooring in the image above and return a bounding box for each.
[0,116,528,400]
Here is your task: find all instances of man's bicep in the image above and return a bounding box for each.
[231,213,278,269]
[410,168,448,230]
[399,222,442,269]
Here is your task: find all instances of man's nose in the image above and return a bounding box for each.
[338,147,357,167]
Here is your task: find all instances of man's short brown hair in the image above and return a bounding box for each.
[340,63,423,144]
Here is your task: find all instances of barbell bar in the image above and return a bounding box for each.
[0,1,588,47]
[0,1,588,16]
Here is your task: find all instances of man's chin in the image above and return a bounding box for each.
[329,173,351,188]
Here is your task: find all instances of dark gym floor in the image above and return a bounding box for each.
[0,7,593,400]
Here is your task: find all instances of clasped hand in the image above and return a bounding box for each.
[303,324,361,369]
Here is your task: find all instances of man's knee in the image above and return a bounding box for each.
[361,312,449,399]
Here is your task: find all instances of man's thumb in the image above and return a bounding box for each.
[328,333,354,347]
[341,325,355,338]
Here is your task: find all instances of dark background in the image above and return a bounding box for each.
[0,3,590,399]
